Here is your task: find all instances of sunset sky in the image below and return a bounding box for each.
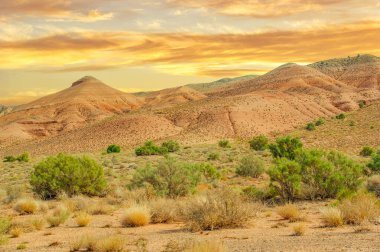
[1,0,380,104]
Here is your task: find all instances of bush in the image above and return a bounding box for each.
[129,157,201,198]
[14,199,39,215]
[367,175,380,197]
[305,123,316,131]
[30,154,107,199]
[360,146,374,157]
[249,135,268,151]
[207,152,220,161]
[236,155,265,178]
[161,140,180,152]
[107,144,121,154]
[135,141,168,156]
[359,100,365,108]
[319,207,343,227]
[268,136,303,160]
[368,149,380,172]
[75,212,92,227]
[47,206,70,227]
[218,140,231,148]
[276,204,301,222]
[292,223,306,236]
[121,206,150,227]
[149,198,178,224]
[296,149,364,199]
[315,118,325,126]
[3,153,29,163]
[336,113,346,120]
[268,158,302,202]
[195,163,221,182]
[184,188,253,231]
[0,218,11,235]
[339,192,380,225]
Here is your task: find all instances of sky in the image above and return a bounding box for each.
[0,0,380,105]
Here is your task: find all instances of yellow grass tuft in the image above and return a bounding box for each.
[14,199,38,215]
[70,235,124,252]
[46,206,70,227]
[9,227,23,238]
[292,223,306,236]
[75,212,92,227]
[121,206,150,227]
[30,217,45,231]
[276,204,301,222]
[149,198,178,224]
[320,207,343,227]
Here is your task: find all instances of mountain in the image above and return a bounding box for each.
[309,54,380,89]
[185,75,258,92]
[0,76,143,141]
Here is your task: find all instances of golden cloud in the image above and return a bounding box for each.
[166,0,358,18]
[0,21,379,77]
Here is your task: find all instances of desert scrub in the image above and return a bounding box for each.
[161,140,180,152]
[0,217,11,235]
[207,152,220,161]
[30,217,45,230]
[184,188,254,231]
[107,144,121,154]
[292,223,306,236]
[121,206,150,227]
[218,139,231,148]
[75,212,92,227]
[368,149,380,172]
[149,198,178,223]
[249,135,268,151]
[360,146,374,157]
[47,206,70,227]
[276,204,301,222]
[14,198,39,214]
[336,113,346,120]
[3,152,29,163]
[30,154,107,199]
[268,136,303,160]
[71,235,125,252]
[367,175,380,196]
[184,241,227,252]
[315,118,325,126]
[129,157,202,198]
[305,123,316,131]
[319,207,343,227]
[339,192,380,225]
[236,155,265,178]
[135,141,169,156]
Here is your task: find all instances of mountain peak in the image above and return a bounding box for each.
[71,76,100,87]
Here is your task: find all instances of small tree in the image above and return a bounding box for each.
[236,155,264,178]
[267,158,302,202]
[30,154,107,199]
[107,144,121,154]
[268,136,303,160]
[249,135,268,151]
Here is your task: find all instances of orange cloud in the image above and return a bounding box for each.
[0,21,379,77]
[166,0,359,18]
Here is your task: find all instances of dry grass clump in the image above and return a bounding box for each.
[184,241,227,252]
[149,198,178,224]
[292,223,306,236]
[367,175,380,197]
[339,192,380,225]
[184,188,256,231]
[14,199,39,215]
[9,227,23,238]
[70,235,124,252]
[121,206,151,227]
[276,204,302,222]
[47,206,70,227]
[63,195,91,212]
[30,217,45,230]
[88,200,115,215]
[320,207,344,227]
[75,212,92,227]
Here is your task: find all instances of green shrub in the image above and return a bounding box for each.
[0,217,11,235]
[305,123,316,131]
[207,152,220,161]
[349,121,355,127]
[30,154,107,199]
[296,149,364,199]
[242,186,276,203]
[135,141,168,156]
[130,157,201,198]
[249,135,268,151]
[367,175,380,197]
[195,163,221,182]
[161,140,180,152]
[359,100,365,109]
[267,158,302,202]
[268,136,303,160]
[368,149,380,172]
[236,155,265,178]
[3,153,29,163]
[315,118,325,126]
[218,140,231,148]
[336,113,346,120]
[107,144,121,154]
[360,146,374,157]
